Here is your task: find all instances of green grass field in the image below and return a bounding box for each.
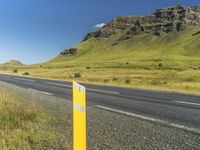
[0,26,200,94]
[0,86,67,149]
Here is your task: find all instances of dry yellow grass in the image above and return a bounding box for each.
[0,86,66,149]
[1,66,200,95]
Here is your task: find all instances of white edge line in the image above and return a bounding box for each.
[40,91,53,96]
[28,88,53,96]
[28,88,73,104]
[174,101,200,106]
[95,105,200,134]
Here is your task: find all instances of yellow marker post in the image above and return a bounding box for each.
[73,81,86,150]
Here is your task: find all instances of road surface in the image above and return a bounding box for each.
[0,73,200,133]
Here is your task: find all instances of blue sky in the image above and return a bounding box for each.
[0,0,199,64]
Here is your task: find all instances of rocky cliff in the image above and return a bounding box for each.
[83,5,200,41]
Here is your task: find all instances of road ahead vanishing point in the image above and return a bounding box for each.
[0,73,200,134]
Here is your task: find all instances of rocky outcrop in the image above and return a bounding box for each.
[60,48,78,56]
[83,5,200,42]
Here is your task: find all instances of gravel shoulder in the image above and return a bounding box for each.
[0,81,200,150]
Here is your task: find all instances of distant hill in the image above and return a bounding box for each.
[47,5,200,69]
[2,60,25,67]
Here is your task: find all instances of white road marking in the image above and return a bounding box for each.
[96,105,200,134]
[46,82,119,95]
[46,82,72,88]
[87,88,120,94]
[40,91,53,96]
[28,88,53,96]
[174,101,200,106]
[13,77,35,82]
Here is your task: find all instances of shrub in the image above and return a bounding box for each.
[193,67,198,70]
[103,79,109,83]
[184,77,197,82]
[126,62,129,65]
[150,80,167,85]
[23,72,30,75]
[86,66,91,69]
[125,79,131,84]
[112,42,118,46]
[13,69,18,73]
[69,75,74,78]
[112,77,118,81]
[158,63,163,68]
[74,73,81,78]
[163,81,168,84]
[150,80,158,85]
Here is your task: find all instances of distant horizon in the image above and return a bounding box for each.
[0,0,199,65]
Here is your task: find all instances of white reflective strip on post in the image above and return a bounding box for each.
[73,103,85,113]
[74,82,85,93]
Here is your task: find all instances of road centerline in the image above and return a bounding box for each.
[46,81,120,95]
[46,82,71,88]
[13,77,35,82]
[173,101,200,106]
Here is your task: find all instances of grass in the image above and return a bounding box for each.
[0,26,200,95]
[0,86,67,149]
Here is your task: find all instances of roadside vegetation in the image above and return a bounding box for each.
[1,59,200,95]
[0,86,67,149]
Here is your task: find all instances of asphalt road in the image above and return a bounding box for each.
[0,73,200,133]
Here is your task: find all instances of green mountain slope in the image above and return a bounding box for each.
[49,27,200,67]
[47,5,200,70]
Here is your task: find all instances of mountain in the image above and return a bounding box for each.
[50,5,200,69]
[83,5,200,41]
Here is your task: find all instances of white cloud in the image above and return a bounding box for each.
[94,23,106,29]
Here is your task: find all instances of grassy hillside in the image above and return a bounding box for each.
[48,26,200,68]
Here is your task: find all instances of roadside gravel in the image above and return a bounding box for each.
[0,81,200,150]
